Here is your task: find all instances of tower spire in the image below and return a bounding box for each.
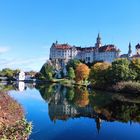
[95,33,102,48]
[128,42,132,57]
[97,33,100,39]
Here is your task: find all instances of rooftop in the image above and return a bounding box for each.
[99,45,118,52]
[52,42,118,52]
[52,43,72,50]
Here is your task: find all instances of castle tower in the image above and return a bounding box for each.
[128,42,132,57]
[95,33,102,48]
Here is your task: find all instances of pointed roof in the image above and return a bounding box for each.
[129,42,131,48]
[128,42,132,54]
[97,33,101,39]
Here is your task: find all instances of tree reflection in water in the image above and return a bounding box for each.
[36,83,140,133]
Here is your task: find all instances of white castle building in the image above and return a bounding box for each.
[120,43,140,59]
[49,34,120,65]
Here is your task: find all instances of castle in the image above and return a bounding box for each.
[49,34,140,68]
[49,34,120,65]
[120,43,140,59]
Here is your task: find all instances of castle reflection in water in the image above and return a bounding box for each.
[2,82,140,133]
[41,84,103,133]
[36,84,140,133]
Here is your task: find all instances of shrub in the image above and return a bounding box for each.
[113,81,140,94]
[0,92,32,140]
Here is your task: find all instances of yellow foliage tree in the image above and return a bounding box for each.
[74,87,89,107]
[75,63,90,83]
[89,62,111,85]
[92,62,111,71]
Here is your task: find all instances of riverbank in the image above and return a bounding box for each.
[37,79,140,94]
[89,81,140,94]
[39,78,90,87]
[0,92,32,140]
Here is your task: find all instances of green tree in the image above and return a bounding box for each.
[1,68,14,77]
[66,88,75,101]
[130,58,140,81]
[110,58,136,83]
[68,67,75,80]
[40,62,54,80]
[66,59,81,70]
[36,84,56,101]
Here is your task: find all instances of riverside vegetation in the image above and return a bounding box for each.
[2,83,140,140]
[0,92,32,140]
[37,58,140,94]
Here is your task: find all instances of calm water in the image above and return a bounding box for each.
[2,82,140,140]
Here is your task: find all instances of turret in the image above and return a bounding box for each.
[128,42,132,57]
[95,33,102,48]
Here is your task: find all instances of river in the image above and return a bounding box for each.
[2,82,140,140]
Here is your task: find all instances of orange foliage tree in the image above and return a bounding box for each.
[74,87,89,107]
[75,63,90,83]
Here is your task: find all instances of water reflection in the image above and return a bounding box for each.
[0,82,36,92]
[36,83,140,128]
[17,82,25,91]
[1,82,140,139]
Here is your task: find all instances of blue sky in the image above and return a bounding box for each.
[0,0,140,71]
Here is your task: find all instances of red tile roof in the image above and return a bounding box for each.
[53,43,72,49]
[52,42,118,52]
[99,45,118,52]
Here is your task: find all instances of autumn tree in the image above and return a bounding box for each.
[89,62,111,85]
[74,87,89,107]
[75,63,90,83]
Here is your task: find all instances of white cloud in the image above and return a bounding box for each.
[0,56,48,71]
[0,46,10,53]
[0,45,49,71]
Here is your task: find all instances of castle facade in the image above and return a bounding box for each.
[49,34,120,64]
